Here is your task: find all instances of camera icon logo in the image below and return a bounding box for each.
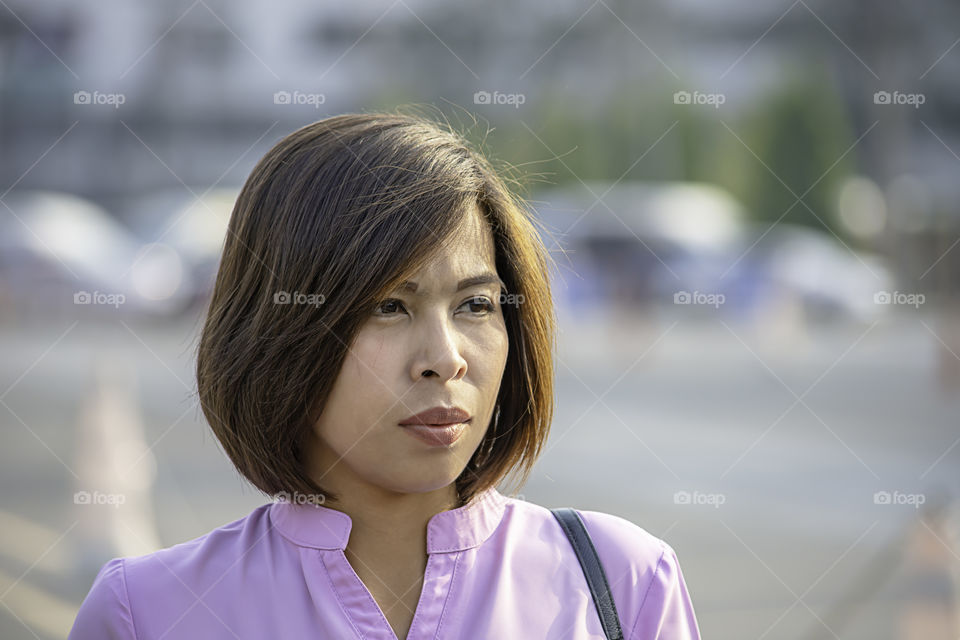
[273,291,291,304]
[473,91,491,105]
[674,291,691,304]
[873,91,891,105]
[74,491,91,504]
[673,491,691,504]
[873,491,891,505]
[873,291,891,304]
[74,291,92,304]
[673,91,691,105]
[74,91,91,104]
[274,91,291,105]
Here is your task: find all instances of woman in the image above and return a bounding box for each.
[69,111,702,639]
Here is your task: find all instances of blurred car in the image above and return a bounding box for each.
[533,181,893,322]
[746,223,893,322]
[535,181,752,312]
[119,186,236,311]
[0,190,195,320]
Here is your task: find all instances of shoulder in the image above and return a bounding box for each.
[501,498,702,639]
[574,508,701,640]
[68,503,276,640]
[503,497,668,575]
[68,557,136,639]
[122,502,275,587]
[575,508,671,570]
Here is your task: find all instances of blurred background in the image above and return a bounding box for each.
[1,0,959,638]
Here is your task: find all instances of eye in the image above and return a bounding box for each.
[373,298,407,316]
[460,296,496,315]
[374,296,497,317]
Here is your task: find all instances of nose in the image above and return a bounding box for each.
[409,312,468,382]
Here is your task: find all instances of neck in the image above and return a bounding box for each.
[330,482,460,604]
[305,440,464,565]
[334,482,460,550]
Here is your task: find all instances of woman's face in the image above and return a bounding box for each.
[308,203,509,499]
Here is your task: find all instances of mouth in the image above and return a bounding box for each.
[399,420,470,447]
[398,406,471,427]
[398,405,472,447]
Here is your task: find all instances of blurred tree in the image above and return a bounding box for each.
[728,66,858,237]
[474,79,683,188]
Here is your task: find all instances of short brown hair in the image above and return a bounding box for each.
[196,110,557,505]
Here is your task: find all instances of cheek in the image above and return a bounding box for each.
[320,334,395,436]
[341,332,397,388]
[470,324,509,382]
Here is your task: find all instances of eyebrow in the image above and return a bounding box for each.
[398,272,506,295]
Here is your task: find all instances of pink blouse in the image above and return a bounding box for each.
[69,486,702,639]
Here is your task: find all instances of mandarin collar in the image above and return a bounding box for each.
[270,486,508,554]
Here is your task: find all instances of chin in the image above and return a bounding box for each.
[374,468,464,496]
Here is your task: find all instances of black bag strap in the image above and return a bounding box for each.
[551,507,624,640]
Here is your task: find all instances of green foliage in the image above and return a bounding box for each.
[727,68,857,234]
[371,67,857,239]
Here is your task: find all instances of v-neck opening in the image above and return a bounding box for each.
[315,547,460,640]
[345,550,431,640]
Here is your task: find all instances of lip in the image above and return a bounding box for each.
[400,422,468,447]
[398,406,471,426]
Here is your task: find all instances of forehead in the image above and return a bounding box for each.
[447,202,496,259]
[400,203,499,291]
